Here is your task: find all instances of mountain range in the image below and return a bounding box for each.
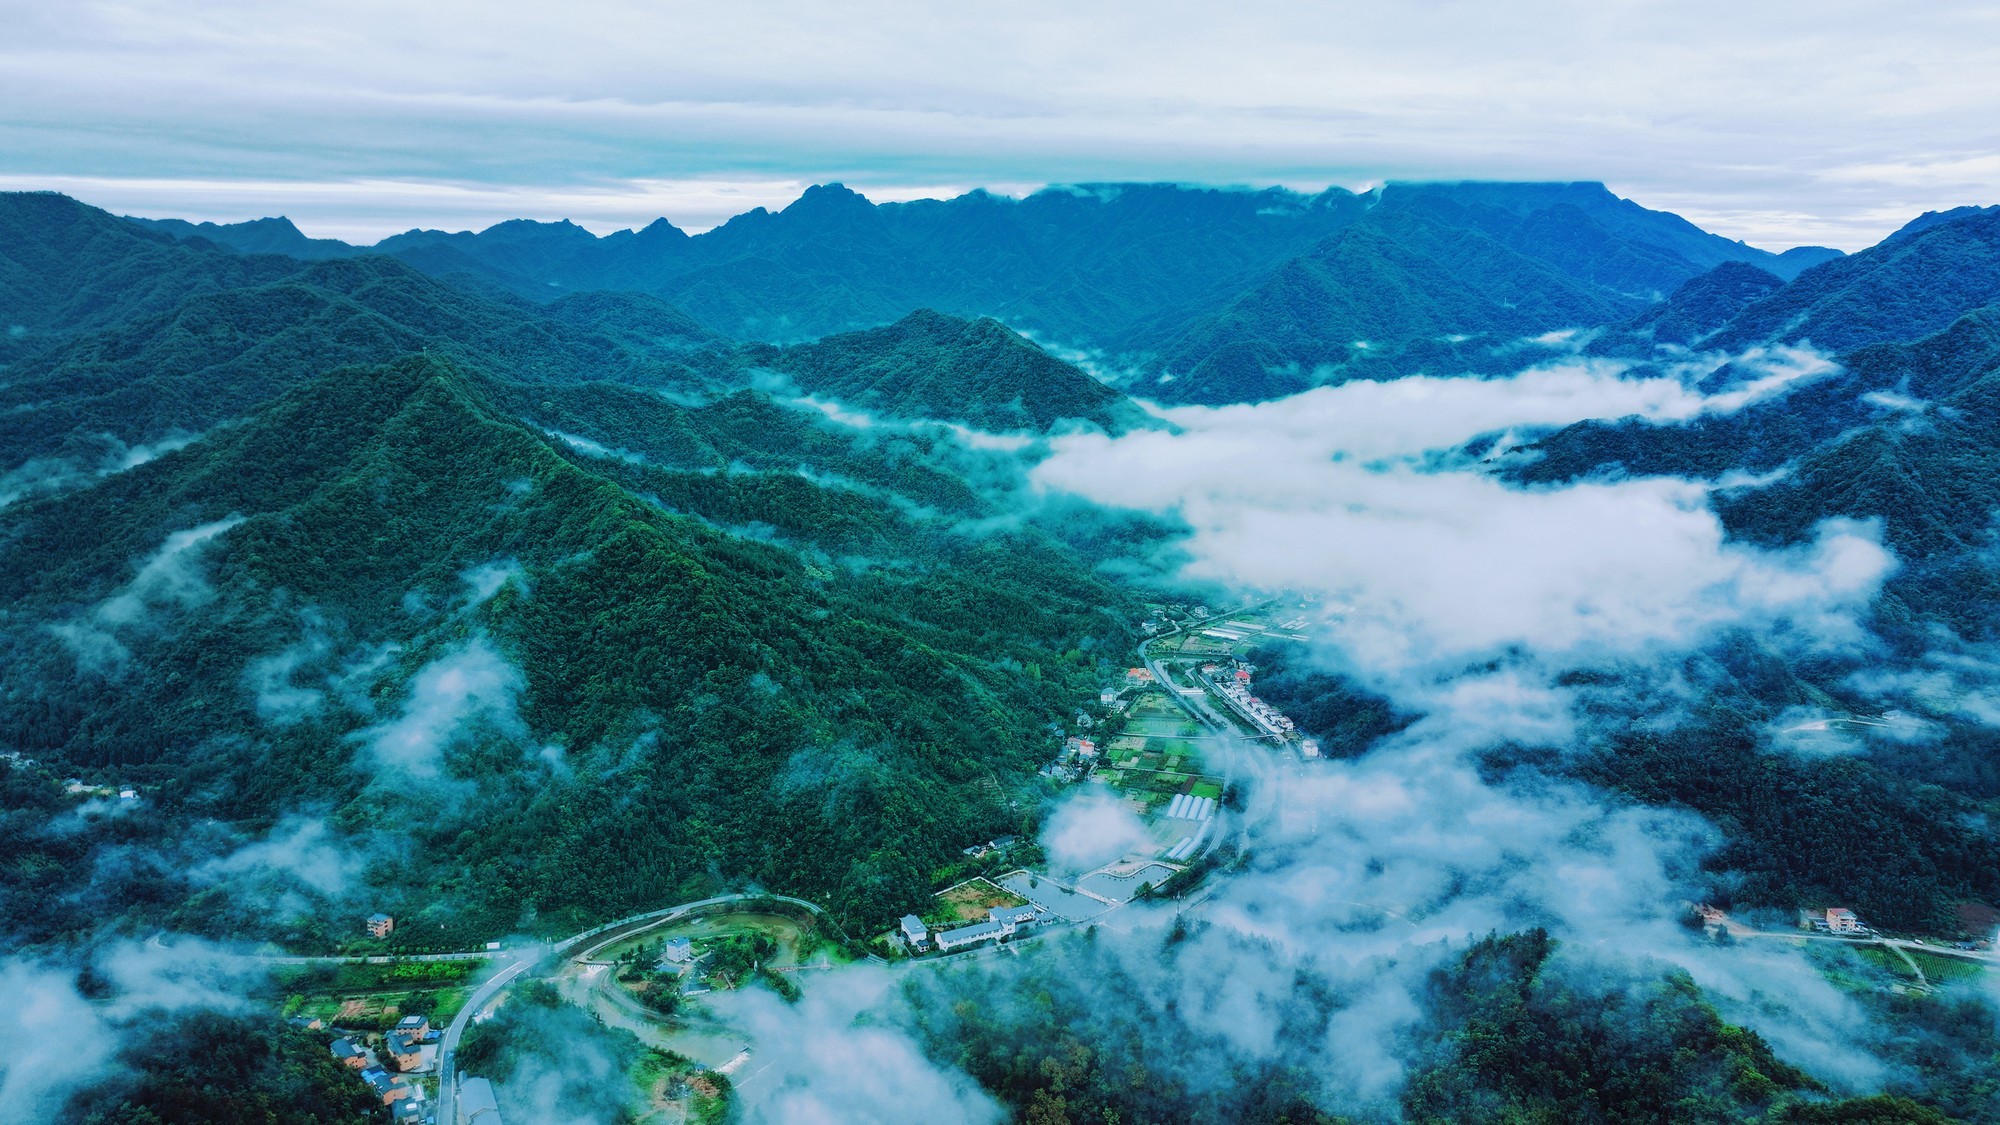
[124,180,1843,404]
[12,176,2000,1122]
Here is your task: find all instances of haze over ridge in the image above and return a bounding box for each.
[6,0,2000,248]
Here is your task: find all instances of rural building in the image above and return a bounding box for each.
[460,1077,504,1124]
[366,912,394,938]
[361,1067,416,1106]
[935,919,1008,952]
[1300,738,1322,759]
[660,936,695,964]
[990,905,1039,928]
[1064,736,1098,759]
[900,915,930,951]
[382,1031,423,1072]
[936,904,1040,951]
[331,1038,367,1068]
[393,1014,432,1040]
[1126,667,1154,686]
[1099,688,1119,705]
[1827,907,1862,933]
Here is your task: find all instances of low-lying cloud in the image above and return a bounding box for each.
[1036,361,1892,677]
[1039,786,1153,877]
[51,517,245,670]
[355,636,525,779]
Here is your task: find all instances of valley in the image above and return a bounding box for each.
[7,181,2000,1124]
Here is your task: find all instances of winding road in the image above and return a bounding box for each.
[431,892,868,1124]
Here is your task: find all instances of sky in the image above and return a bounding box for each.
[2,1,1997,247]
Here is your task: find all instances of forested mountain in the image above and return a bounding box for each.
[1,193,1133,512]
[11,181,2000,1124]
[1479,208,2000,935]
[126,181,1838,394]
[751,308,1138,432]
[139,183,1376,345]
[1601,260,1788,350]
[1704,207,2000,353]
[127,214,357,260]
[0,193,299,354]
[1519,213,2000,649]
[0,351,1145,947]
[1141,181,1829,403]
[0,193,1164,952]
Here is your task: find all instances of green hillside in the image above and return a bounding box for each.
[754,308,1135,431]
[1147,205,1638,403]
[0,353,1139,948]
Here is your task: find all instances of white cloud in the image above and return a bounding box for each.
[735,970,1004,1125]
[1034,364,1890,677]
[356,636,525,779]
[195,817,364,897]
[2,3,1997,245]
[0,939,263,1120]
[52,517,245,670]
[460,559,525,606]
[1039,786,1154,876]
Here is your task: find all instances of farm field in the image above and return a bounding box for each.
[932,877,1031,924]
[275,958,485,1031]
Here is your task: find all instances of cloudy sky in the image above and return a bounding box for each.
[2,0,1995,247]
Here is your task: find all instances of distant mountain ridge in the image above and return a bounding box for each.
[117,181,1840,402]
[126,214,356,260]
[1135,181,1846,403]
[0,193,1135,491]
[130,183,1374,347]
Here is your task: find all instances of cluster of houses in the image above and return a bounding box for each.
[1205,665,1298,738]
[899,903,1043,954]
[1197,662,1319,756]
[1139,603,1214,636]
[329,1015,439,1121]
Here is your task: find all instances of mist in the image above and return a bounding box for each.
[50,516,246,671]
[356,635,527,780]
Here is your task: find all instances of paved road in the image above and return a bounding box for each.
[432,892,872,1123]
[435,954,532,1125]
[1138,600,1290,864]
[1725,924,2000,976]
[253,949,498,965]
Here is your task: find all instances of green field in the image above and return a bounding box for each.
[1907,949,1992,984]
[1848,945,1991,986]
[274,959,486,1030]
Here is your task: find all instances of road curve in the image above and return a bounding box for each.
[432,891,876,1123]
[435,955,532,1125]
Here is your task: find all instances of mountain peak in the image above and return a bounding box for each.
[634,216,689,241]
[782,183,875,217]
[476,217,596,243]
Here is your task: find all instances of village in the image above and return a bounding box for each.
[883,597,1326,960]
[56,597,2000,1123]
